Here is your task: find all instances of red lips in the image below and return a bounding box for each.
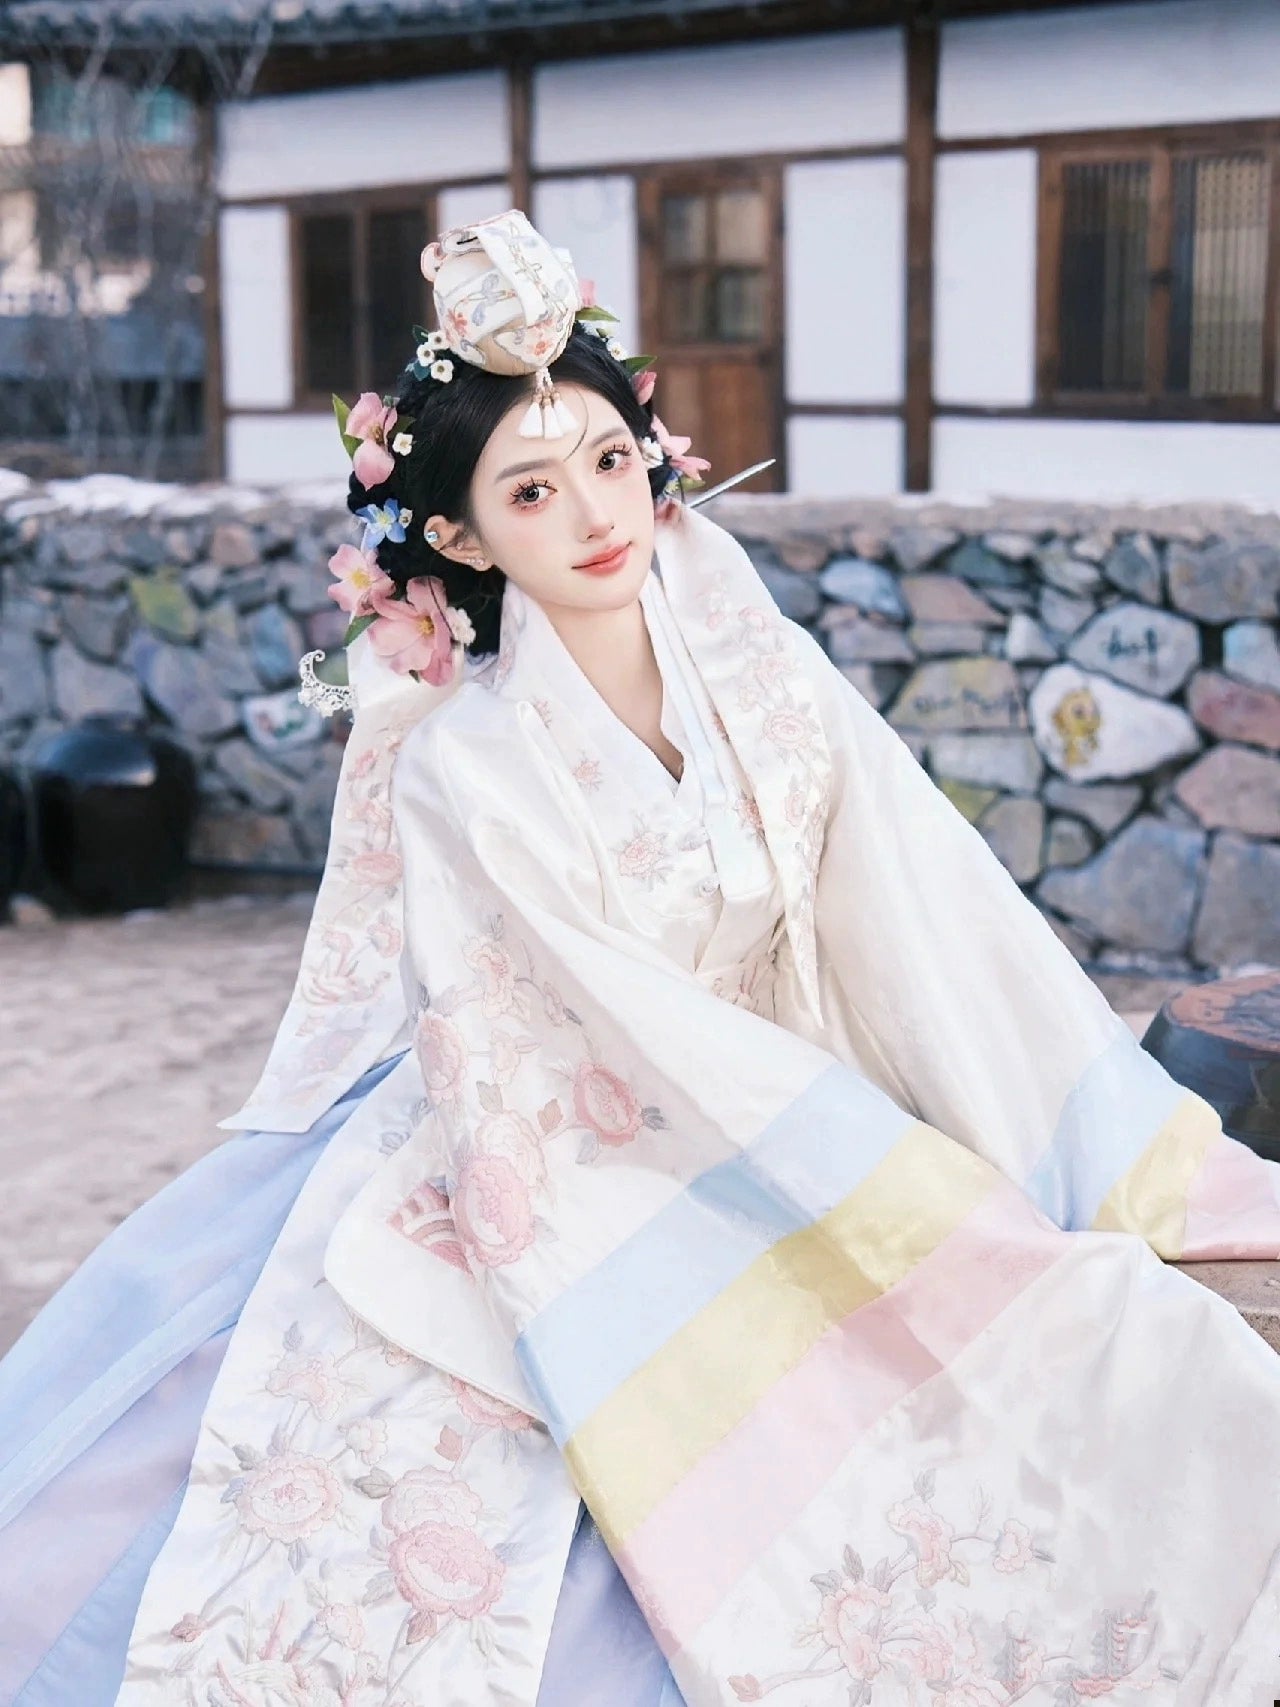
[573,542,630,574]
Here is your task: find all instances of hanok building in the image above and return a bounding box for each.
[2,0,1279,505]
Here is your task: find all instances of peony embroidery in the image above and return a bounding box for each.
[452,1154,536,1267]
[448,1374,534,1433]
[573,1061,644,1148]
[388,1520,506,1621]
[381,1465,483,1534]
[415,1009,469,1105]
[475,1107,549,1187]
[232,1452,342,1546]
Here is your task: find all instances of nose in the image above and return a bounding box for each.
[573,484,613,540]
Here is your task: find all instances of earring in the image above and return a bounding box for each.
[424,527,440,545]
[468,554,487,570]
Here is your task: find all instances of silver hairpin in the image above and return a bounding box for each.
[298,649,354,716]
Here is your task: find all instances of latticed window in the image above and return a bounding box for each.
[1040,140,1278,410]
[656,183,770,344]
[294,197,432,404]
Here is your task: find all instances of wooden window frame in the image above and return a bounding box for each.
[288,184,438,413]
[1035,122,1280,424]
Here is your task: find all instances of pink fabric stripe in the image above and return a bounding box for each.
[1182,1132,1280,1259]
[619,1182,1064,1657]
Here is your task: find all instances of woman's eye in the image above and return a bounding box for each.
[599,444,633,472]
[514,482,551,506]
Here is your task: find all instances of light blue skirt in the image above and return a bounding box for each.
[0,1054,682,1706]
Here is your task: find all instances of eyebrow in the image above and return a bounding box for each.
[493,425,627,483]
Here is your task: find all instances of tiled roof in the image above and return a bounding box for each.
[2,0,795,47]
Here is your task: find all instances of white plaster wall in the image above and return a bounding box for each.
[533,176,638,345]
[534,31,904,168]
[220,205,292,410]
[226,414,350,487]
[940,0,1280,140]
[0,64,32,146]
[787,415,902,496]
[218,72,507,199]
[932,417,1280,507]
[785,157,904,406]
[437,181,512,233]
[934,151,1037,407]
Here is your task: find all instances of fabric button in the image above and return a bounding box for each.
[696,874,721,897]
[677,826,711,851]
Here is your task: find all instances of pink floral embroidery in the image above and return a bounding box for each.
[343,1416,388,1464]
[347,847,402,887]
[388,1177,470,1271]
[463,936,525,1019]
[381,1466,483,1533]
[170,1612,207,1642]
[734,1472,1186,1703]
[448,1375,534,1432]
[887,1495,955,1589]
[573,755,604,791]
[613,817,674,887]
[762,706,820,751]
[233,1452,342,1546]
[573,1061,644,1148]
[388,1521,506,1620]
[453,1154,536,1267]
[367,913,402,958]
[415,1010,468,1105]
[475,1107,548,1187]
[315,1602,365,1649]
[264,1354,348,1421]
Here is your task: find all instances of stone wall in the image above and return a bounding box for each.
[1,472,1278,978]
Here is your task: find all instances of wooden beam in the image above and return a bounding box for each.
[903,13,938,493]
[508,61,532,215]
[196,97,225,481]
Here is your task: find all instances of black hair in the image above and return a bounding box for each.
[344,323,677,657]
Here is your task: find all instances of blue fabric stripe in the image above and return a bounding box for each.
[515,1062,916,1444]
[1023,1032,1188,1231]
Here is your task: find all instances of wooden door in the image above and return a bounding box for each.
[637,166,782,493]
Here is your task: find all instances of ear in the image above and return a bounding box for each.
[422,514,491,572]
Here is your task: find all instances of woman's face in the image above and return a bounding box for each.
[433,381,656,618]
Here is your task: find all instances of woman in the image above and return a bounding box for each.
[3,210,1280,1707]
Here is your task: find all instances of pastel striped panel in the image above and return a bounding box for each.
[1093,1089,1223,1258]
[566,1122,991,1545]
[620,1181,1064,1656]
[515,1061,917,1445]
[1024,1030,1191,1230]
[1182,1133,1280,1259]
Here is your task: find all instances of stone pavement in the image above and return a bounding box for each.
[0,896,1159,1358]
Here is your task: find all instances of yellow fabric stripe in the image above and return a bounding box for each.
[566,1122,992,1548]
[1091,1090,1221,1259]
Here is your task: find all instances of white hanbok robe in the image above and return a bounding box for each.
[114,506,1280,1707]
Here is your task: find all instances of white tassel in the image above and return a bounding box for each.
[515,368,580,440]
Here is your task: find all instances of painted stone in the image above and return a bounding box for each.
[908,623,988,656]
[979,794,1044,883]
[901,574,1003,626]
[1167,539,1280,623]
[1039,587,1096,638]
[1029,663,1200,781]
[1223,621,1280,694]
[1192,834,1280,969]
[824,618,915,665]
[888,525,958,574]
[249,603,306,691]
[1004,612,1059,664]
[50,645,144,723]
[129,568,200,643]
[946,539,1029,589]
[1037,816,1206,956]
[818,556,907,619]
[1043,815,1098,869]
[1174,745,1280,838]
[1188,670,1280,752]
[1103,534,1162,604]
[937,778,999,823]
[215,738,292,813]
[1037,542,1103,597]
[1042,778,1142,836]
[929,731,1044,792]
[1066,603,1200,698]
[888,657,1027,732]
